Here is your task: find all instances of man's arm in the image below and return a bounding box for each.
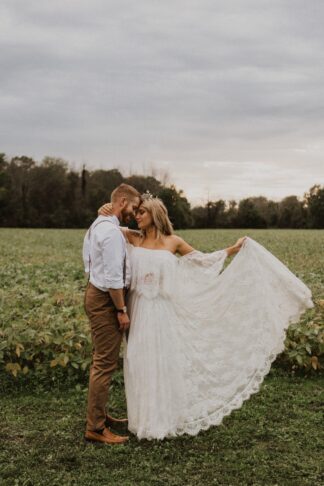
[107,289,126,310]
[101,229,130,331]
[82,229,90,273]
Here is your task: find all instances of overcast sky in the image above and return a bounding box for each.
[1,0,323,205]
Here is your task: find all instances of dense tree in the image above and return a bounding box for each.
[0,155,192,229]
[226,200,238,228]
[191,199,233,228]
[278,196,306,228]
[205,200,226,228]
[158,185,193,229]
[0,153,11,224]
[237,198,267,228]
[0,153,322,229]
[304,185,324,229]
[250,197,279,228]
[124,175,162,196]
[191,205,208,228]
[86,169,123,217]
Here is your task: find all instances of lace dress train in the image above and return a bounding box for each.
[123,237,313,440]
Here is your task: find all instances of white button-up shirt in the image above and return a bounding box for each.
[82,215,131,291]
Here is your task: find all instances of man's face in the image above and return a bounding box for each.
[120,197,141,224]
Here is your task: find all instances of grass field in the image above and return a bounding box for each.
[0,228,323,485]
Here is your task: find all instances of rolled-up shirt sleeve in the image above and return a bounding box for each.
[101,229,125,289]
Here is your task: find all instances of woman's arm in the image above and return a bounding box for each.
[174,235,247,257]
[98,203,142,244]
[98,202,113,217]
[227,237,247,255]
[173,236,195,256]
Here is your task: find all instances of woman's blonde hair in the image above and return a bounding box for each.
[140,197,173,238]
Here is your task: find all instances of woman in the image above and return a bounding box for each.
[99,194,313,440]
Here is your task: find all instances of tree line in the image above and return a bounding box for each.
[0,154,323,229]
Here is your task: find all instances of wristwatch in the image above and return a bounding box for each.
[116,305,127,314]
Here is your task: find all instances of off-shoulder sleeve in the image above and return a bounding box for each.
[180,248,227,275]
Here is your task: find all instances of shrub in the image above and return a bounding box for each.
[279,302,324,371]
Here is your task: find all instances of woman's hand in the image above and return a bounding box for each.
[98,202,113,216]
[233,236,247,251]
[226,236,247,256]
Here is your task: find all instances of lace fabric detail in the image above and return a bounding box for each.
[180,248,227,271]
[175,299,312,437]
[128,246,177,299]
[124,237,314,440]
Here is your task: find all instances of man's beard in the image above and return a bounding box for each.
[120,208,133,224]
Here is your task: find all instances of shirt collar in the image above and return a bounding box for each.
[98,214,120,226]
[111,215,120,226]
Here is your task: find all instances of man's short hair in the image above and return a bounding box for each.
[111,183,140,203]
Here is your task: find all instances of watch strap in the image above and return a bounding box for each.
[116,306,127,313]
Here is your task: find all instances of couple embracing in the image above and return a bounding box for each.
[83,183,313,443]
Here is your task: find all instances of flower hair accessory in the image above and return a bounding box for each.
[141,190,154,200]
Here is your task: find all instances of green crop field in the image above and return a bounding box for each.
[0,228,323,485]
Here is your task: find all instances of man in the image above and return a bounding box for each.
[82,183,141,444]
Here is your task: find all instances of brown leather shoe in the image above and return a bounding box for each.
[85,427,129,444]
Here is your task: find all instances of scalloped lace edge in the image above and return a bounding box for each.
[133,298,313,440]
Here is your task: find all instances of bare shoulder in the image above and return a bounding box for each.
[167,234,183,246]
[165,235,194,255]
[163,234,179,243]
[126,228,143,245]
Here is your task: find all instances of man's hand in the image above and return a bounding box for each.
[98,203,113,216]
[117,312,130,332]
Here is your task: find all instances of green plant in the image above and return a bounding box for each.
[1,228,323,380]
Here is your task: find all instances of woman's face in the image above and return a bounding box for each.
[135,204,153,230]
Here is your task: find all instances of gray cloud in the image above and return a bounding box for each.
[1,0,324,204]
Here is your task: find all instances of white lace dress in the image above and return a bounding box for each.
[123,237,313,440]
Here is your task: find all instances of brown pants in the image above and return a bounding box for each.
[84,282,123,432]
